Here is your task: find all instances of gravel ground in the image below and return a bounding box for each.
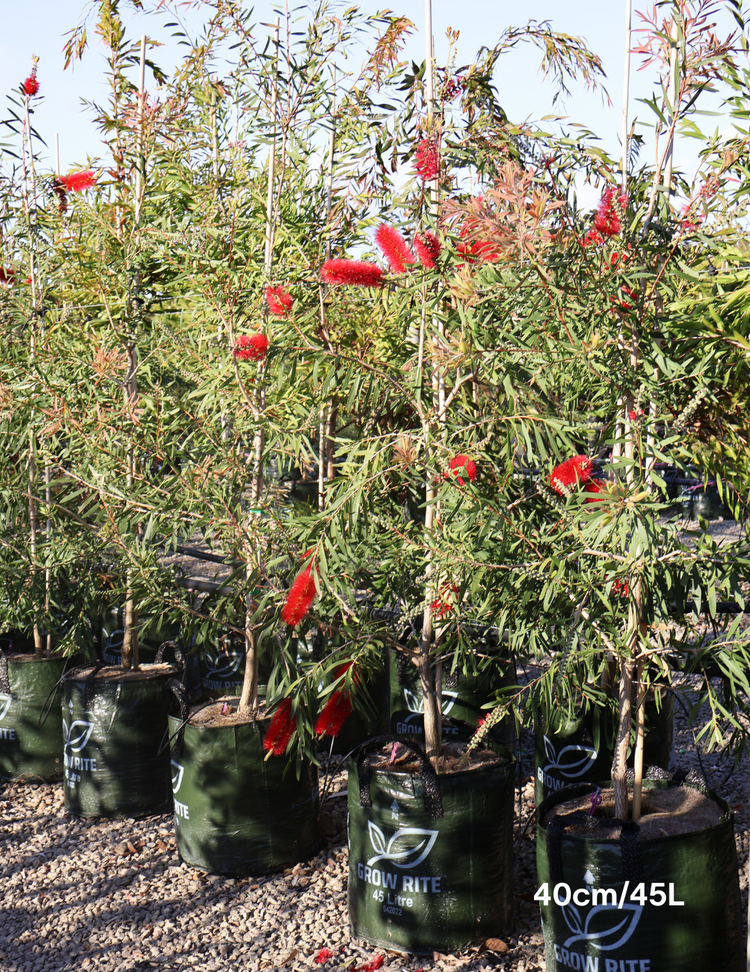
[1,677,748,972]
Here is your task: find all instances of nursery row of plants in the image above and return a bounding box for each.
[4,0,750,967]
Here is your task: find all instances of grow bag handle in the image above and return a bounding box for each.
[546,804,643,886]
[163,678,189,758]
[354,734,443,820]
[155,641,185,671]
[0,650,10,697]
[38,655,84,728]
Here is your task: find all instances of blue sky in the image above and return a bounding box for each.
[0,0,741,195]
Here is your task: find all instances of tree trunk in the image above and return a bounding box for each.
[612,655,634,819]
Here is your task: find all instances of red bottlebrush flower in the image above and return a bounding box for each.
[265,285,293,316]
[549,455,593,495]
[281,558,318,626]
[612,578,630,597]
[233,333,269,362]
[22,75,39,97]
[447,454,477,486]
[313,948,334,964]
[59,171,96,193]
[431,583,459,618]
[582,229,603,248]
[375,224,415,274]
[413,231,441,269]
[593,188,628,238]
[315,662,359,738]
[262,698,296,756]
[414,137,439,182]
[320,259,384,288]
[315,691,352,738]
[0,267,16,286]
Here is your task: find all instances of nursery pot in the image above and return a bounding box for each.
[62,662,178,818]
[347,736,515,953]
[166,687,320,876]
[96,607,179,667]
[536,780,742,972]
[0,652,73,781]
[198,631,271,698]
[534,692,674,804]
[389,643,516,748]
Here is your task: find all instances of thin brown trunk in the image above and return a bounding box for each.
[28,433,44,658]
[612,655,634,819]
[632,659,646,822]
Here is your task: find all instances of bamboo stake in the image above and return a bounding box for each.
[419,0,442,763]
[122,35,147,672]
[239,20,279,716]
[621,0,632,196]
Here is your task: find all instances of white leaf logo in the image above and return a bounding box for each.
[62,718,94,753]
[404,689,457,716]
[0,694,11,722]
[171,760,184,794]
[562,902,643,951]
[203,649,243,678]
[543,735,598,780]
[366,822,439,869]
[105,628,125,652]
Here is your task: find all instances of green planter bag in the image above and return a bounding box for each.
[62,662,177,818]
[389,643,516,748]
[347,736,515,953]
[0,652,73,781]
[534,693,674,804]
[166,684,321,876]
[536,780,742,972]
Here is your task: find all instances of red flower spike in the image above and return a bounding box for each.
[0,268,16,286]
[59,171,96,193]
[233,333,269,361]
[315,691,352,738]
[262,699,296,756]
[431,583,459,618]
[593,188,628,238]
[413,231,441,269]
[549,455,593,495]
[414,137,439,181]
[281,560,318,626]
[265,285,293,316]
[315,662,359,738]
[320,259,384,288]
[447,454,477,486]
[23,75,39,97]
[375,224,415,274]
[313,948,334,964]
[582,229,603,248]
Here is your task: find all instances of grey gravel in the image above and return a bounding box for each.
[1,670,748,972]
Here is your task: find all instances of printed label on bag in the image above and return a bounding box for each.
[171,760,190,819]
[356,821,441,918]
[0,694,14,737]
[538,735,598,792]
[62,717,96,785]
[539,870,684,971]
[395,689,459,736]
